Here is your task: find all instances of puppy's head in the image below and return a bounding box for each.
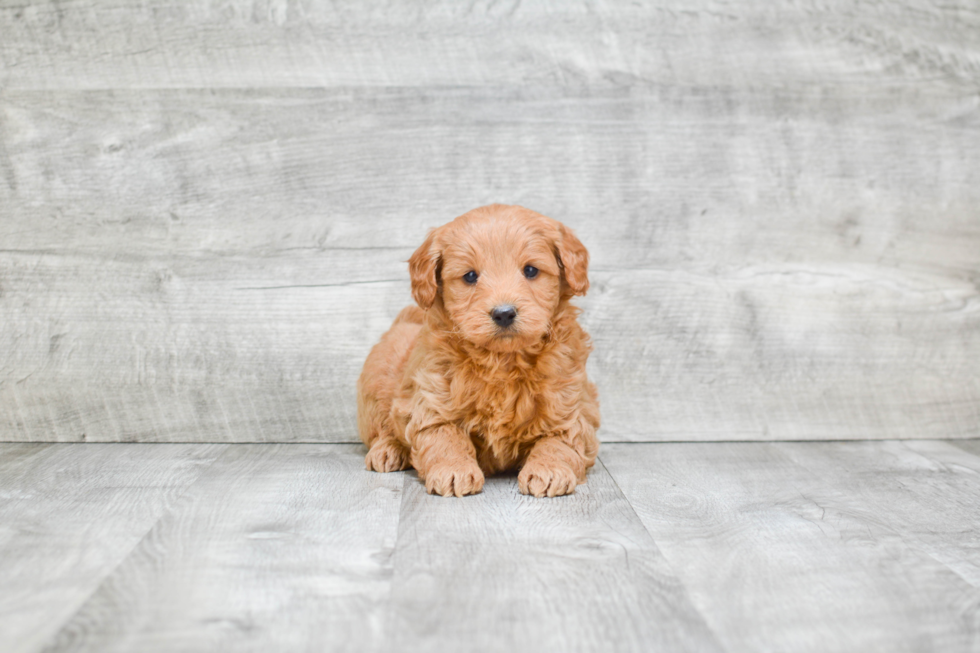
[408,204,589,352]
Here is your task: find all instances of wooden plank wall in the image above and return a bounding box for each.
[1,1,978,443]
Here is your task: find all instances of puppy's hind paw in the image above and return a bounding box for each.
[365,438,411,473]
[423,460,485,497]
[518,460,579,498]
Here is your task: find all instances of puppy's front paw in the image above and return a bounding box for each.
[518,460,578,498]
[365,438,411,472]
[423,459,485,497]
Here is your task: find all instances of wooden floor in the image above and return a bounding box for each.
[2,441,978,653]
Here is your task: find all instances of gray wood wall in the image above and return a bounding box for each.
[1,0,978,443]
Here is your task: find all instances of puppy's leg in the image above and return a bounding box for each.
[411,424,484,497]
[365,432,411,472]
[359,393,410,472]
[518,436,589,498]
[357,309,422,473]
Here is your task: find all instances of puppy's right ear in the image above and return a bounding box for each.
[555,222,590,296]
[408,228,441,310]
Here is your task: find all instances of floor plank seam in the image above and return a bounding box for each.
[375,470,413,646]
[594,455,732,653]
[595,455,665,551]
[32,443,232,652]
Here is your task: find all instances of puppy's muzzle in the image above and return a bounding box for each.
[491,305,517,329]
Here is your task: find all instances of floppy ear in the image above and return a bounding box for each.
[555,223,590,296]
[407,228,442,309]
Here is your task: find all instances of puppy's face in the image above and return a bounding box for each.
[409,205,589,353]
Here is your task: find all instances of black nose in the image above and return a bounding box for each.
[491,305,517,328]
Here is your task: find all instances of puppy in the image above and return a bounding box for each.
[357,204,600,497]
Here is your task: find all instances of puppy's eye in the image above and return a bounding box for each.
[463,271,478,284]
[523,265,539,279]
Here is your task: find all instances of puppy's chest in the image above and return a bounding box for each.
[451,370,545,438]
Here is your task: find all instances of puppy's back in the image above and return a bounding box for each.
[392,305,425,326]
[356,306,424,447]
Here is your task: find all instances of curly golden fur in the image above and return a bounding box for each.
[357,205,600,497]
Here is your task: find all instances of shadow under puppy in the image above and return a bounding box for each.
[357,204,600,497]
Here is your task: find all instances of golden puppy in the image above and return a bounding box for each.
[357,204,600,497]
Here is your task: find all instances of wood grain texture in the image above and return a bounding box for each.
[5,441,979,652]
[601,441,980,653]
[0,443,227,653]
[34,444,403,653]
[783,439,980,589]
[1,1,978,90]
[1,1,978,442]
[385,465,722,653]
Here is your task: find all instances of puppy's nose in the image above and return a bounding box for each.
[491,305,517,328]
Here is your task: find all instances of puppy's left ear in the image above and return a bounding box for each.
[408,228,441,309]
[555,223,590,296]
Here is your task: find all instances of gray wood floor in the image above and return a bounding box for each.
[2,441,978,653]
